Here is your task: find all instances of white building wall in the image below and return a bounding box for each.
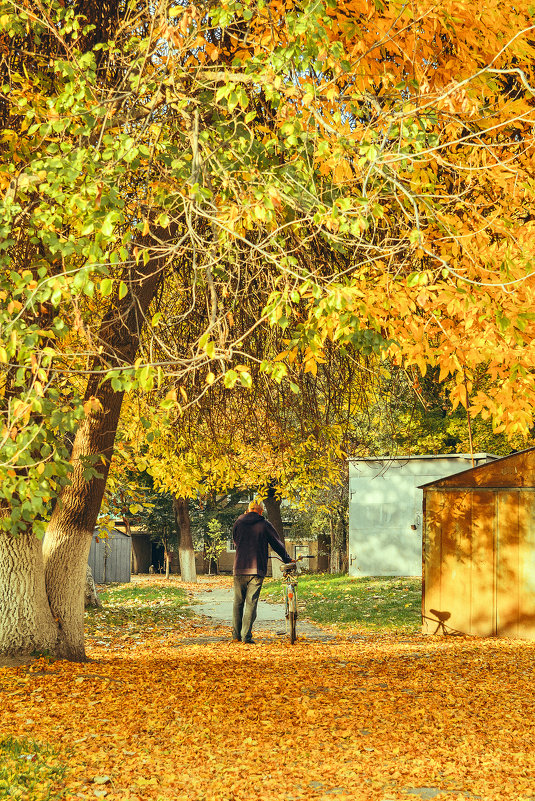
[348,454,498,577]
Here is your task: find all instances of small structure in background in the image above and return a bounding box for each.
[421,448,535,639]
[348,454,499,576]
[88,528,132,584]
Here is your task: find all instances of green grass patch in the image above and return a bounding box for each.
[0,736,67,800]
[85,583,191,637]
[262,574,422,633]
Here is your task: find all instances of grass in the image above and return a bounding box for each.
[0,736,67,801]
[261,573,422,633]
[84,582,191,637]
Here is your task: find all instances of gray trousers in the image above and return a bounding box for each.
[232,575,263,642]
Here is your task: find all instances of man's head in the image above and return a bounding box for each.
[247,499,264,515]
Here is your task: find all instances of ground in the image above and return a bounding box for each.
[1,575,534,801]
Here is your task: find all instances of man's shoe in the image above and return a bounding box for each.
[243,639,256,645]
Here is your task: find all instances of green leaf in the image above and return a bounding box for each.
[223,370,238,389]
[118,281,128,299]
[101,214,115,237]
[100,278,113,297]
[227,92,239,112]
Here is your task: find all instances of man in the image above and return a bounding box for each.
[232,499,292,644]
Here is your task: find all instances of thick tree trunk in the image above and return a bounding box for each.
[41,229,170,660]
[0,531,58,656]
[173,496,197,583]
[84,564,102,608]
[43,381,125,659]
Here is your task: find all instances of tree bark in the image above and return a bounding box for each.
[173,496,197,583]
[0,530,58,656]
[41,229,170,660]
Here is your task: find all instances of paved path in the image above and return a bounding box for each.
[191,586,336,641]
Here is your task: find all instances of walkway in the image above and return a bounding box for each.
[190,581,336,642]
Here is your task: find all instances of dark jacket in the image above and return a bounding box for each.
[232,511,292,577]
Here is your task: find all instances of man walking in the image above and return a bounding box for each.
[232,499,292,644]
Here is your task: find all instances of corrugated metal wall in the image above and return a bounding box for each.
[348,454,497,577]
[88,531,131,584]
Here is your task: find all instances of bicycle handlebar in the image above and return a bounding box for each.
[269,554,314,563]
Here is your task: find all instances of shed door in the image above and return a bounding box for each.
[496,491,535,638]
[425,489,535,638]
[423,490,496,636]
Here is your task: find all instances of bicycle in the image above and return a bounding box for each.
[271,554,313,644]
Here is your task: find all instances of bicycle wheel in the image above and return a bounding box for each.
[289,610,297,644]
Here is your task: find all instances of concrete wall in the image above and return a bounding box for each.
[348,454,498,577]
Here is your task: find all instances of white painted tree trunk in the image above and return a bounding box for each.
[179,548,197,583]
[173,496,197,583]
[0,531,57,656]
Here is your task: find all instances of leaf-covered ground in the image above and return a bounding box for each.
[1,576,535,801]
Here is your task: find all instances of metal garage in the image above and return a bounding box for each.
[348,454,498,577]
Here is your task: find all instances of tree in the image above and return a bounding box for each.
[2,0,535,659]
[173,496,197,583]
[204,518,227,575]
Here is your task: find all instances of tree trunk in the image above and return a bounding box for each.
[130,534,141,575]
[173,496,197,583]
[330,518,340,574]
[164,550,170,579]
[41,229,170,660]
[84,564,102,608]
[0,530,58,656]
[317,528,330,573]
[122,511,138,574]
[264,485,284,578]
[43,380,124,659]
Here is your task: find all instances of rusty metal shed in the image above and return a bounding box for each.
[421,448,535,639]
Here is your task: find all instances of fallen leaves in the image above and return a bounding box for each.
[1,579,535,801]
